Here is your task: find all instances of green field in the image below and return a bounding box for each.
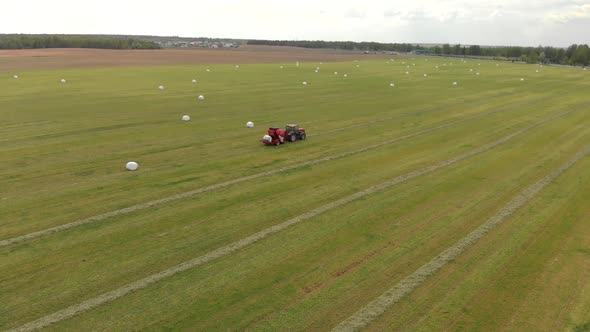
[1,57,590,331]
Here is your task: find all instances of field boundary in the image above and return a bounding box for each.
[7,109,573,332]
[331,144,590,332]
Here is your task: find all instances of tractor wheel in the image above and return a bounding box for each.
[300,133,306,140]
[289,134,296,142]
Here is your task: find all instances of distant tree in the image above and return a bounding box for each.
[469,45,481,56]
[442,44,451,54]
[565,44,578,60]
[571,44,589,66]
[527,49,539,63]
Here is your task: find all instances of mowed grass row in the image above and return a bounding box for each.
[1,59,587,238]
[18,93,590,331]
[1,58,589,330]
[0,88,575,241]
[4,98,590,326]
[1,102,584,328]
[367,153,590,332]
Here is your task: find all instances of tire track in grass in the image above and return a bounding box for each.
[332,145,590,332]
[0,92,571,248]
[308,90,513,137]
[0,102,520,248]
[8,110,573,332]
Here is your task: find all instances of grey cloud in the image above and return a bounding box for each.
[345,8,366,18]
[383,9,402,18]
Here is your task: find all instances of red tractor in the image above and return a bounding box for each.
[262,124,306,146]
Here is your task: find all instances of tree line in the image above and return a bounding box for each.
[248,39,589,66]
[0,35,161,50]
[248,39,418,53]
[433,43,589,66]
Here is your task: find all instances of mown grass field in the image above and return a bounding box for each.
[1,55,589,331]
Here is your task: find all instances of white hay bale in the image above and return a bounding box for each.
[356,64,360,68]
[452,81,458,86]
[389,83,395,87]
[125,161,139,171]
[520,78,525,81]
[61,79,67,83]
[182,115,190,121]
[198,94,205,100]
[476,72,480,76]
[470,68,473,72]
[280,66,284,69]
[206,68,210,72]
[535,70,539,73]
[423,74,427,77]
[316,67,320,70]
[235,65,240,68]
[302,81,308,86]
[343,74,348,77]
[246,121,254,128]
[262,134,272,142]
[13,75,18,79]
[192,79,197,83]
[334,71,338,75]
[405,71,409,75]
[158,85,164,90]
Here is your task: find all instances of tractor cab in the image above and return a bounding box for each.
[286,124,299,132]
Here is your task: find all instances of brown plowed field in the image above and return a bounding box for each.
[0,45,393,72]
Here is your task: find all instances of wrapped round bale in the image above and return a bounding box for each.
[246,121,254,128]
[126,161,139,171]
[182,115,190,121]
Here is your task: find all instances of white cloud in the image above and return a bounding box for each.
[0,0,587,46]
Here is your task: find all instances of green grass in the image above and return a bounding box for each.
[1,57,589,331]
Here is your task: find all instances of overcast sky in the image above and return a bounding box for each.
[1,0,589,47]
